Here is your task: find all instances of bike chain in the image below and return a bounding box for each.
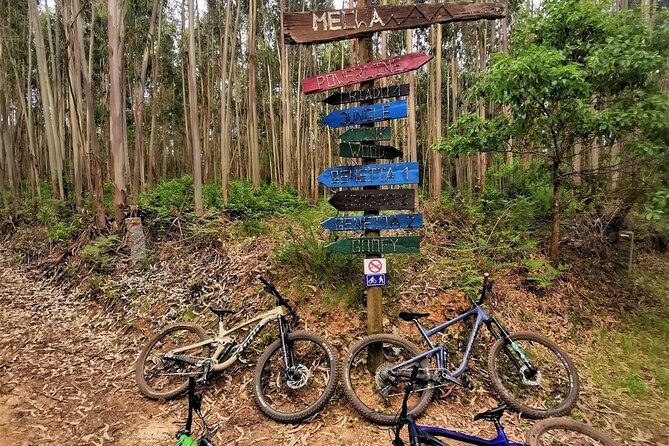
[380,368,462,397]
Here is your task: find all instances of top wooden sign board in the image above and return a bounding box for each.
[283,2,506,45]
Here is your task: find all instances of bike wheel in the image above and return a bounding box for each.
[528,418,621,446]
[343,334,434,425]
[136,323,209,400]
[253,331,339,423]
[488,331,579,418]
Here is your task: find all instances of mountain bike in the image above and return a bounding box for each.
[343,274,579,425]
[136,276,340,423]
[174,377,216,446]
[392,365,618,446]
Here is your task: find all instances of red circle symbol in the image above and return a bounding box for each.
[368,259,383,273]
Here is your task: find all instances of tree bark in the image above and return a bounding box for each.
[247,0,260,186]
[549,158,561,263]
[29,0,64,199]
[132,0,161,201]
[108,0,127,227]
[187,0,204,216]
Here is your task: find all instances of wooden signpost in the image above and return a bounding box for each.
[284,3,506,45]
[292,0,505,374]
[302,53,432,94]
[340,127,391,143]
[317,161,419,189]
[321,214,424,232]
[323,84,409,106]
[339,142,402,159]
[328,189,415,212]
[326,236,421,254]
[321,100,408,128]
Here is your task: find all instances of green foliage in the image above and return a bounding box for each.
[226,181,307,220]
[523,258,569,288]
[644,190,669,230]
[273,227,359,306]
[81,235,121,270]
[139,175,195,216]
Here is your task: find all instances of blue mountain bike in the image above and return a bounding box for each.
[343,274,579,425]
[392,366,618,446]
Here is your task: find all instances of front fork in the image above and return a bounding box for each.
[485,318,535,377]
[278,315,294,370]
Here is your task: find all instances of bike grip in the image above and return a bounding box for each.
[482,273,489,288]
[199,438,216,446]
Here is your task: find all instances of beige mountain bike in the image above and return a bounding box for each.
[135,276,339,423]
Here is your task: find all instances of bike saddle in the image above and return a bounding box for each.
[399,311,430,321]
[473,403,507,422]
[210,307,235,317]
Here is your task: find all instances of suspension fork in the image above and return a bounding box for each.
[278,315,294,369]
[485,318,532,373]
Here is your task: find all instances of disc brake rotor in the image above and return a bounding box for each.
[520,365,542,386]
[286,364,310,389]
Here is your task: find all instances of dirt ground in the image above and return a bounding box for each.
[0,246,664,445]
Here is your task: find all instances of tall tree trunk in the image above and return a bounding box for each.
[0,93,19,214]
[430,13,442,198]
[63,0,85,210]
[79,0,106,229]
[549,158,561,263]
[405,11,417,163]
[108,0,127,227]
[29,0,64,199]
[187,0,204,216]
[132,0,161,201]
[279,0,292,186]
[247,0,260,186]
[148,11,163,188]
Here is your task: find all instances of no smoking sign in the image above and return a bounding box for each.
[364,258,387,288]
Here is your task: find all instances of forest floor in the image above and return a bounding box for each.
[0,234,667,445]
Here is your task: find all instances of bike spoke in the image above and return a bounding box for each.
[257,338,332,415]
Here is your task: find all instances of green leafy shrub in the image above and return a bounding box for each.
[273,227,359,305]
[81,235,121,270]
[226,181,307,219]
[523,258,569,289]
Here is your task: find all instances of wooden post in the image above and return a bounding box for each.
[355,0,383,371]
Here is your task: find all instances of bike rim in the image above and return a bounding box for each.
[495,338,573,412]
[142,327,207,394]
[347,340,427,418]
[257,338,332,415]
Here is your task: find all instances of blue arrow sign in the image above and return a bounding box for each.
[321,100,408,129]
[321,214,424,232]
[317,162,419,189]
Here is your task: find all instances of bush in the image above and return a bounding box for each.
[226,181,307,219]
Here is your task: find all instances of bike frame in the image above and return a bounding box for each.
[389,304,516,385]
[166,305,289,372]
[406,419,526,446]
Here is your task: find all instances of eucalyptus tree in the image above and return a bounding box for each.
[438,0,669,262]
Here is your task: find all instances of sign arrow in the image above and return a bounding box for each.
[325,236,420,254]
[321,100,407,129]
[340,127,391,143]
[323,84,409,105]
[303,53,432,94]
[321,214,424,232]
[339,142,402,160]
[317,161,419,189]
[328,189,415,212]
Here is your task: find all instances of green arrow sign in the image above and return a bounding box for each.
[339,142,402,160]
[326,236,420,254]
[340,127,391,143]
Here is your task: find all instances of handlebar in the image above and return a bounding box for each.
[393,364,420,446]
[258,275,298,323]
[474,273,493,306]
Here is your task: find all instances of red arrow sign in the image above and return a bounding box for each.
[302,53,432,95]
